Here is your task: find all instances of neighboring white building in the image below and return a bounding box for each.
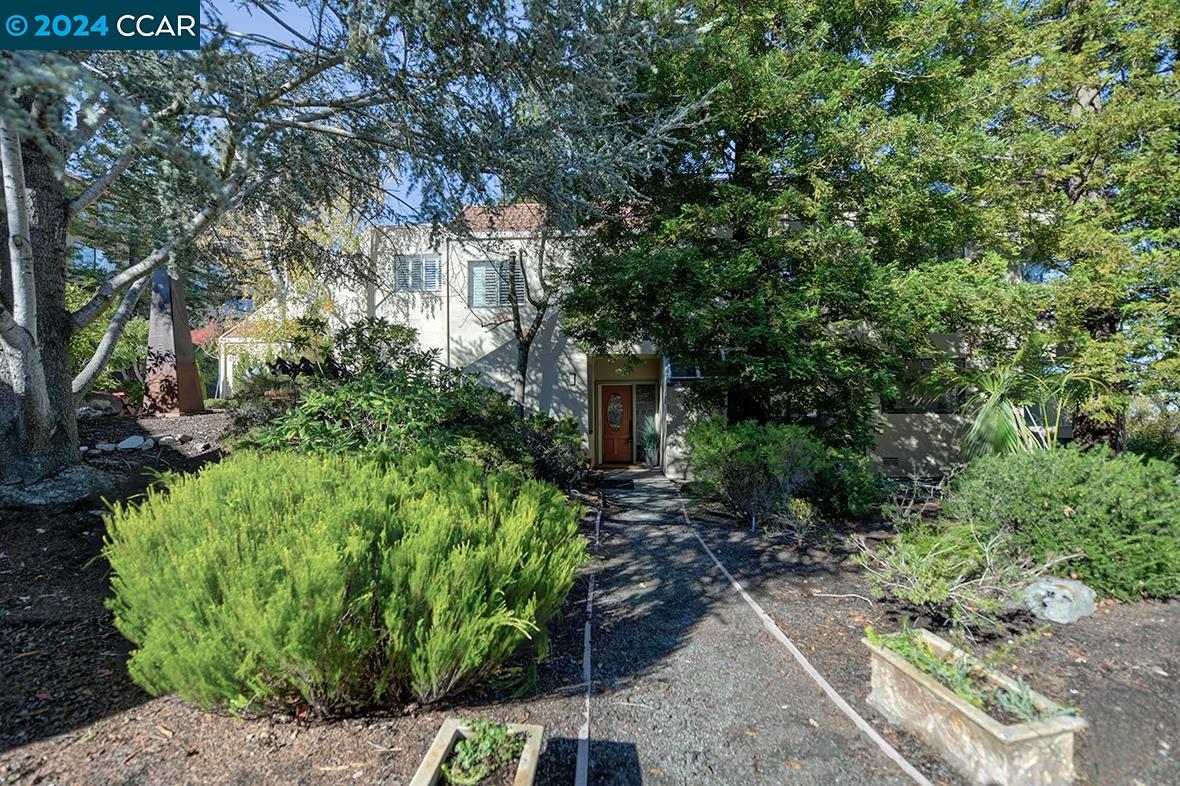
[219,204,986,480]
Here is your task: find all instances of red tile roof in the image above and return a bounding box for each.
[459,203,546,232]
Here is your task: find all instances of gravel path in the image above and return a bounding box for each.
[585,471,929,785]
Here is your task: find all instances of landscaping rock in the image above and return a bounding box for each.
[96,443,118,453]
[177,434,193,444]
[194,441,214,452]
[158,435,181,446]
[139,438,155,450]
[1022,577,1098,624]
[116,436,146,450]
[0,464,119,508]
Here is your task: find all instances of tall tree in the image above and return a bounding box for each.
[1,0,690,487]
[563,0,1026,448]
[997,0,1179,448]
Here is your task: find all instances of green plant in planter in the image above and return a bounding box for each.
[640,416,660,466]
[441,719,524,785]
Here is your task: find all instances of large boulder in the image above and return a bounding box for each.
[1022,577,1098,624]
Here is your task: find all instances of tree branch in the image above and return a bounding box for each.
[69,143,136,219]
[71,274,149,403]
[0,113,38,340]
[70,175,262,333]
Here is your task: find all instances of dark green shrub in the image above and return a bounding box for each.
[103,451,584,712]
[686,417,884,525]
[861,447,1180,626]
[1127,409,1180,467]
[686,417,827,527]
[947,447,1180,600]
[806,448,887,520]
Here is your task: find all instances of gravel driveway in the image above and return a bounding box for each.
[583,471,943,786]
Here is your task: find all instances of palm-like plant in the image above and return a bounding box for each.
[923,345,1104,458]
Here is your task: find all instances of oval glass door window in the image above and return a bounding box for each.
[607,393,624,430]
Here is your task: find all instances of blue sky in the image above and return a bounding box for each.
[202,1,429,217]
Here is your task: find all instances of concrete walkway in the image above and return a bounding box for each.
[580,470,928,786]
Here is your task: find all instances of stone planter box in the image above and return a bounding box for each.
[864,629,1087,785]
[408,718,543,786]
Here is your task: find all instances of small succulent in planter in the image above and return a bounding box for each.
[441,719,525,785]
[640,416,660,467]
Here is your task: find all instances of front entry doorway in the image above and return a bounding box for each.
[600,384,633,463]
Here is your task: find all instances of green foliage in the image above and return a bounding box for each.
[687,417,884,526]
[103,451,585,712]
[235,318,584,487]
[862,448,1180,626]
[67,282,148,401]
[1127,405,1180,467]
[441,720,525,786]
[947,448,1180,601]
[563,0,1178,448]
[640,416,660,464]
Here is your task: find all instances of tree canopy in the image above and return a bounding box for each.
[562,0,1177,449]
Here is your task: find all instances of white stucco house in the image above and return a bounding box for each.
[217,204,982,479]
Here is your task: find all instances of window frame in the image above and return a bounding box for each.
[469,258,526,309]
[392,253,442,293]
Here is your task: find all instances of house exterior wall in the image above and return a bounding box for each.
[218,224,999,480]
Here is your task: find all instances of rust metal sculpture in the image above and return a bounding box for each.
[142,268,204,415]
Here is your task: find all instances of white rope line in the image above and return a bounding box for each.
[683,507,934,786]
[574,508,602,786]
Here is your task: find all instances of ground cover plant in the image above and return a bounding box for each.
[865,627,1076,724]
[861,447,1180,627]
[441,720,526,785]
[103,451,585,713]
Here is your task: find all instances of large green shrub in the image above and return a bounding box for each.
[1127,408,1180,467]
[862,447,1180,626]
[104,452,585,712]
[686,417,827,527]
[947,447,1180,600]
[237,318,584,487]
[686,417,884,526]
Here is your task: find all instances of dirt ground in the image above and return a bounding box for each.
[684,505,1180,786]
[1,427,1176,785]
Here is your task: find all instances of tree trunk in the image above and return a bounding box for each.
[0,135,79,485]
[514,338,530,419]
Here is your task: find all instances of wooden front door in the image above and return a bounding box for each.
[601,385,633,463]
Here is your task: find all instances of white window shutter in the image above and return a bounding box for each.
[394,257,410,291]
[423,258,440,291]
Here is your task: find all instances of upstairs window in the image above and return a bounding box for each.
[393,254,442,292]
[469,259,525,308]
[883,357,967,414]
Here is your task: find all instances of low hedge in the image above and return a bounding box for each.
[104,451,585,713]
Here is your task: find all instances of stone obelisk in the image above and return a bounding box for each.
[142,268,204,415]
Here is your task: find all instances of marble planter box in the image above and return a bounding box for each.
[864,629,1087,785]
[408,718,543,786]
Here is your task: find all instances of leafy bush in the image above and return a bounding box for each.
[1127,408,1180,467]
[861,447,1180,626]
[807,447,887,520]
[948,447,1180,600]
[687,417,826,527]
[686,417,883,526]
[103,451,585,712]
[235,318,584,487]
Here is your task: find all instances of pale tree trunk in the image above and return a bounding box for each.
[0,129,79,485]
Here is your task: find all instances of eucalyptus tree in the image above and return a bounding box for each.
[0,0,693,487]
